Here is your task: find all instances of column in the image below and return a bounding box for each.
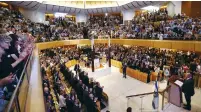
[172,1,182,15]
[166,2,176,16]
[166,1,182,16]
[91,38,95,72]
[108,31,111,67]
[76,13,88,23]
[121,9,135,24]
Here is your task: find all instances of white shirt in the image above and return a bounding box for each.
[59,95,66,108]
[197,65,201,74]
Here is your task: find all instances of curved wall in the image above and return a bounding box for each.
[36,39,201,52]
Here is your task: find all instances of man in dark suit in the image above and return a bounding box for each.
[95,82,103,101]
[65,95,74,112]
[83,26,89,39]
[123,63,127,78]
[182,73,195,110]
[74,63,80,77]
[83,73,89,87]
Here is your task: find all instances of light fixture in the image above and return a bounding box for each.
[54,12,67,18]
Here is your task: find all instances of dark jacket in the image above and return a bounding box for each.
[74,64,80,71]
[182,78,195,96]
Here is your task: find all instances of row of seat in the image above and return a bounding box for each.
[65,60,78,68]
[111,59,159,83]
[126,67,149,83]
[111,59,201,88]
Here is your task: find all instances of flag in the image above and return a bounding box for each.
[152,81,159,110]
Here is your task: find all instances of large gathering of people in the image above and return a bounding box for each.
[1,2,201,111]
[40,47,107,112]
[1,6,201,44]
[0,14,34,112]
[38,43,201,111]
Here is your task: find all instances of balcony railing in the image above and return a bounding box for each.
[5,50,34,112]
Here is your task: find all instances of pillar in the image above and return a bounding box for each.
[76,13,88,23]
[121,9,135,24]
[91,38,95,72]
[108,32,111,67]
[172,1,182,15]
[166,2,176,16]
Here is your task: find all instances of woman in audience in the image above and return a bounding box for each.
[0,34,15,111]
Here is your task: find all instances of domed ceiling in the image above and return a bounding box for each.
[8,1,164,14]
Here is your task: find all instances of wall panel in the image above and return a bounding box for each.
[171,41,195,51]
[36,39,201,52]
[153,41,172,49]
[195,42,201,52]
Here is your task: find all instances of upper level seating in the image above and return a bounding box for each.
[1,6,201,44]
[0,7,34,110]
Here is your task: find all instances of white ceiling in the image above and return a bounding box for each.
[7,1,164,14]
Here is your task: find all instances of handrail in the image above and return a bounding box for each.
[126,92,158,98]
[36,39,201,52]
[161,85,171,93]
[126,85,172,110]
[6,49,33,112]
[161,85,171,110]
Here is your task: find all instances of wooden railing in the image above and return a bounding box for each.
[36,39,201,52]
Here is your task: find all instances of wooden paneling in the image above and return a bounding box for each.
[182,1,201,17]
[182,1,191,16]
[94,39,108,44]
[153,41,172,49]
[191,1,201,17]
[36,39,201,52]
[171,41,195,51]
[195,42,201,52]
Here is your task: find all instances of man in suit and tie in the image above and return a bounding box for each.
[182,73,195,110]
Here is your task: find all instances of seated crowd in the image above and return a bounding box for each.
[112,44,200,84]
[1,6,201,43]
[40,47,106,112]
[83,44,201,84]
[0,15,34,111]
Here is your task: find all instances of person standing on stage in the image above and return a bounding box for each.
[123,63,127,78]
[74,63,80,77]
[182,73,195,110]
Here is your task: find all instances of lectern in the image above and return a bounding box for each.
[168,75,183,107]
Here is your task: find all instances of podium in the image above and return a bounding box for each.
[168,75,183,107]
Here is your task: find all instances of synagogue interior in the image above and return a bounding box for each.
[0,1,201,112]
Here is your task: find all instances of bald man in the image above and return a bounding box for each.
[182,73,195,110]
